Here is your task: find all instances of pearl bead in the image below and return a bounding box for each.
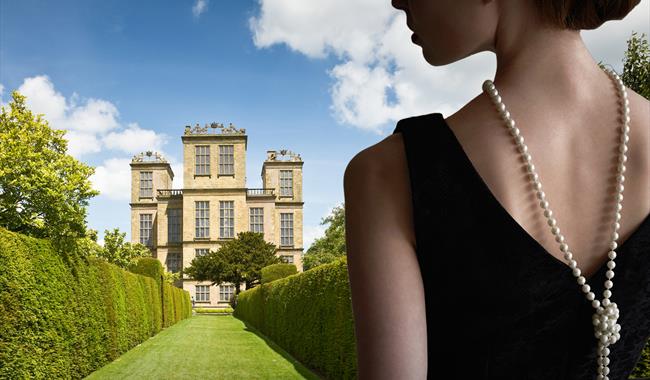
[620,134,629,144]
[483,70,627,376]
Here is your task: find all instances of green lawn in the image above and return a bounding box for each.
[86,315,321,380]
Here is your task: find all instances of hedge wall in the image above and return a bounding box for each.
[0,227,191,379]
[128,258,192,327]
[234,256,356,380]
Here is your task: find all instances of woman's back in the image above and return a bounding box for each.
[390,111,650,378]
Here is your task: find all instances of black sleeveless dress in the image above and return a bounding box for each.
[392,112,650,380]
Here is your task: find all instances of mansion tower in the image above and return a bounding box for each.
[129,122,304,308]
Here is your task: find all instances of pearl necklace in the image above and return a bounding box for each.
[482,66,629,380]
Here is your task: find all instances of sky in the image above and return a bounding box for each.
[0,0,648,249]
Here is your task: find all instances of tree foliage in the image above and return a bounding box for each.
[184,231,280,294]
[622,31,650,100]
[96,228,152,269]
[303,203,346,271]
[0,91,99,241]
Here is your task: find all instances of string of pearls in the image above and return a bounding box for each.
[481,66,629,380]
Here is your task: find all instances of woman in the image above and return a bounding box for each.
[343,0,649,379]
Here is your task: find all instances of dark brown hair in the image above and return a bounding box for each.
[534,0,641,30]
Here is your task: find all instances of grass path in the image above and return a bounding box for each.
[86,315,321,380]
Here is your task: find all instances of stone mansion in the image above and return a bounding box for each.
[129,122,304,308]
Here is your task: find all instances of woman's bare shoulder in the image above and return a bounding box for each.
[343,131,415,246]
[344,132,408,187]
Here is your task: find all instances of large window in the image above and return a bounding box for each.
[219,145,234,175]
[279,170,293,197]
[195,145,210,175]
[220,285,234,302]
[140,171,153,197]
[281,255,294,264]
[196,285,210,302]
[249,208,264,234]
[220,201,234,238]
[195,201,209,238]
[139,214,153,246]
[166,252,181,273]
[280,213,294,247]
[168,208,182,243]
[195,248,210,257]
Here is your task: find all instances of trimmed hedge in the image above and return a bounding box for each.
[0,227,191,379]
[260,263,298,284]
[195,307,234,314]
[128,258,191,326]
[234,256,356,379]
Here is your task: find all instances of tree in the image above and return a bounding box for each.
[184,231,280,295]
[0,91,99,241]
[303,203,346,271]
[97,228,152,269]
[622,32,649,100]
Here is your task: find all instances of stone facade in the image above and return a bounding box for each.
[129,123,304,308]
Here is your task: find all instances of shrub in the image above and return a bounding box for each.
[260,263,298,284]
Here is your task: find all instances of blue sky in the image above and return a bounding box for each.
[1,0,648,248]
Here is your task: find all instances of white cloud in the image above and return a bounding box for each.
[192,0,208,18]
[250,0,649,133]
[104,122,168,154]
[90,158,132,201]
[6,75,168,160]
[171,161,184,189]
[303,224,326,251]
[3,75,174,198]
